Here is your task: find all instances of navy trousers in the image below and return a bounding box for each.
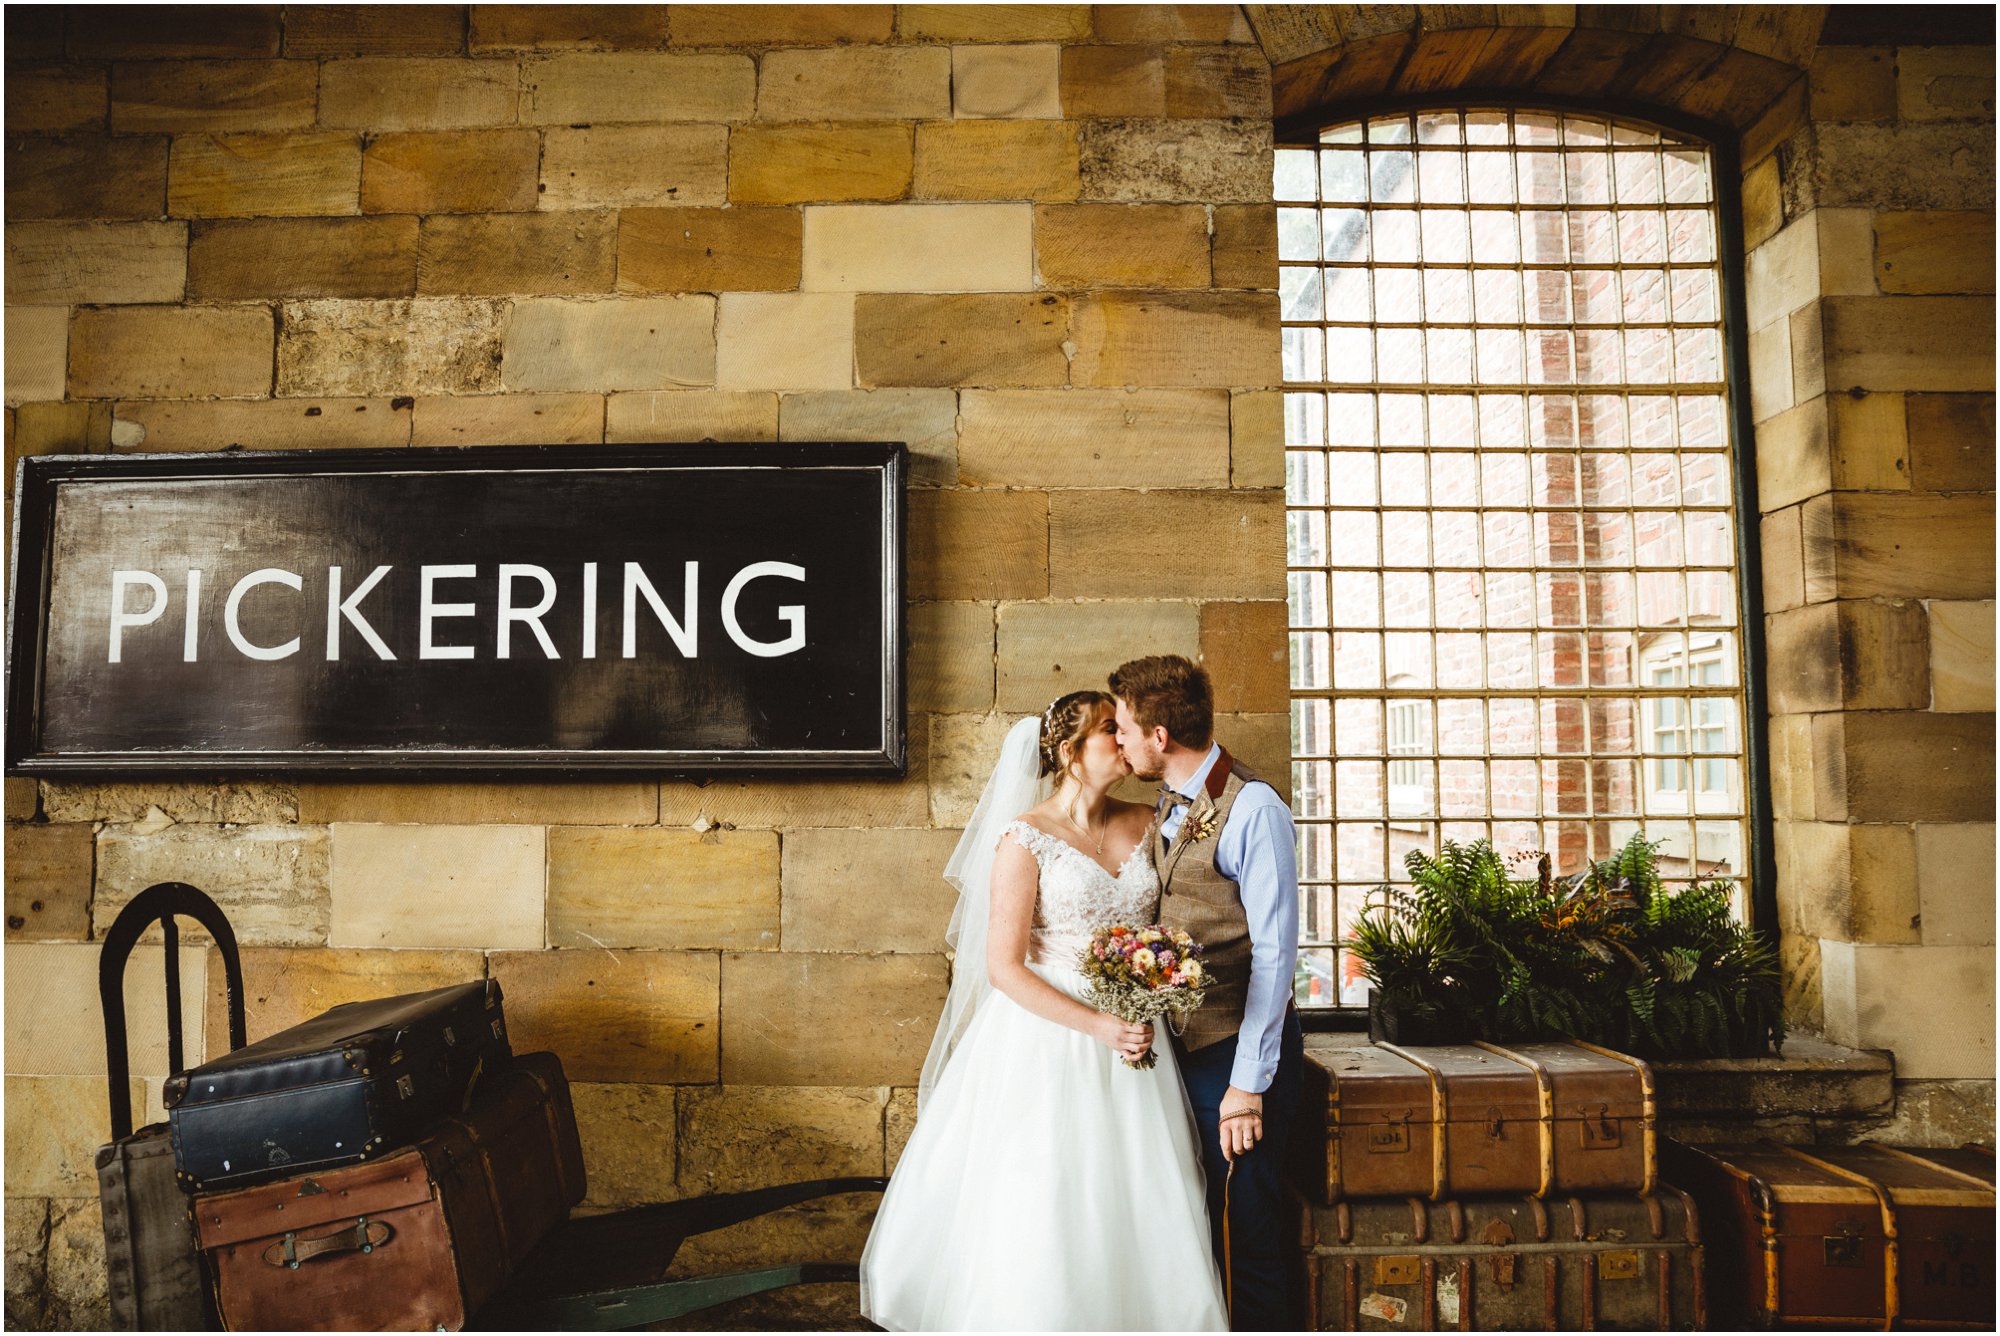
[1177,1010,1306,1332]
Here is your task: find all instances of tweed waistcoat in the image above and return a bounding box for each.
[1154,749,1261,1053]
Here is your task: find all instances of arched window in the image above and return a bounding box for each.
[1280,108,1758,1011]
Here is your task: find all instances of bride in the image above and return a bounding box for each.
[859,691,1229,1332]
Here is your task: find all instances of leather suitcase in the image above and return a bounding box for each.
[1295,1187,1704,1330]
[196,1051,585,1332]
[168,979,509,1191]
[1293,1038,1657,1203]
[1663,1140,1995,1330]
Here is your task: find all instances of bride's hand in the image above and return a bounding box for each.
[1094,1016,1153,1062]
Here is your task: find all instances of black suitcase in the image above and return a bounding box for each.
[167,979,510,1191]
[97,882,247,1331]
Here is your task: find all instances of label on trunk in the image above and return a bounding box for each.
[1359,1293,1408,1323]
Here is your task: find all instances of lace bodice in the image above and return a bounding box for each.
[1004,820,1160,935]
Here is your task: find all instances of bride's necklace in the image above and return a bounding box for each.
[1055,803,1107,855]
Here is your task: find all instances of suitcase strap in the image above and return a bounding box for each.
[1375,1044,1453,1200]
[259,1218,394,1270]
[1772,1143,1899,1331]
[1469,1042,1557,1198]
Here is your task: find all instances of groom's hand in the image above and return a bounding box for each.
[1218,1086,1264,1161]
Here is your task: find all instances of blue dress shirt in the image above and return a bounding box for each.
[1161,742,1300,1094]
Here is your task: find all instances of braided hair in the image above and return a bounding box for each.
[1038,689,1113,779]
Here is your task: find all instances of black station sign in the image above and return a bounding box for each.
[6,443,905,776]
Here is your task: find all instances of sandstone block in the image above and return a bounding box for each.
[1164,45,1270,117]
[657,751,933,830]
[1929,600,1995,713]
[543,125,728,210]
[113,395,402,453]
[5,307,68,407]
[418,212,617,295]
[410,392,603,446]
[911,120,1080,203]
[1875,211,1996,296]
[908,488,1049,600]
[666,1195,878,1277]
[605,389,778,442]
[41,783,297,826]
[1804,122,1994,214]
[5,222,185,306]
[470,5,669,51]
[298,783,652,825]
[1906,393,1997,493]
[1917,823,1996,947]
[1813,710,1996,824]
[524,54,755,123]
[679,1086,884,1194]
[1802,493,1996,601]
[1742,155,1782,252]
[169,132,361,218]
[1202,601,1289,713]
[952,44,1061,118]
[42,1198,109,1330]
[908,600,995,712]
[489,949,719,1083]
[361,129,537,215]
[110,59,315,133]
[928,712,1016,826]
[319,57,521,130]
[1211,204,1276,290]
[803,203,1032,294]
[1809,46,1895,123]
[189,216,416,300]
[1745,214,1819,332]
[1061,44,1165,117]
[1230,389,1283,489]
[203,946,486,1045]
[571,1082,677,1207]
[897,5,1090,41]
[721,952,947,1085]
[729,124,913,206]
[279,298,507,397]
[329,824,545,950]
[1764,598,1931,713]
[12,402,110,458]
[6,135,168,220]
[1035,204,1207,289]
[6,1075,143,1197]
[1754,398,1829,512]
[96,825,330,948]
[1784,820,1920,945]
[716,292,854,390]
[670,6,894,46]
[67,6,279,58]
[1760,505,1805,613]
[757,47,950,121]
[1070,291,1279,388]
[855,292,1068,387]
[1828,391,1909,492]
[619,206,801,293]
[283,5,466,56]
[1821,941,1992,1079]
[7,65,108,134]
[548,827,779,950]
[1820,296,1996,394]
[1897,47,1996,122]
[1767,710,1813,822]
[4,824,91,941]
[1815,209,1877,298]
[6,778,38,821]
[504,296,717,392]
[7,942,206,1076]
[68,306,271,400]
[1094,5,1254,43]
[1051,490,1282,598]
[5,1197,48,1329]
[1078,117,1271,203]
[885,1087,918,1171]
[781,827,962,952]
[1747,316,1793,424]
[997,600,1201,711]
[957,387,1227,487]
[1215,711,1290,799]
[777,387,957,486]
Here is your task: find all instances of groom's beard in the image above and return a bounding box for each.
[1122,748,1165,781]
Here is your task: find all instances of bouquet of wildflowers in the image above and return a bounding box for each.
[1077,924,1209,1069]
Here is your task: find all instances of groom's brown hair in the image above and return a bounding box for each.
[1108,655,1213,750]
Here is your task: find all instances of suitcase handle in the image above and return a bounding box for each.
[259,1218,394,1269]
[99,882,248,1141]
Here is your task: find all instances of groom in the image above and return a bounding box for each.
[1109,655,1304,1331]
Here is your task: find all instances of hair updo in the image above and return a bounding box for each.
[1038,690,1113,778]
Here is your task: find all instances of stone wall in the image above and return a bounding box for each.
[2,5,1286,1327]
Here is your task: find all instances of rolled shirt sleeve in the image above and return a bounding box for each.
[1212,784,1299,1094]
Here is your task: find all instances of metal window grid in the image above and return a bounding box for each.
[1280,109,1755,1013]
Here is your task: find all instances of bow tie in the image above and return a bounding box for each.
[1157,787,1190,812]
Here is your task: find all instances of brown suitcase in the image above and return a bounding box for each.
[1294,1186,1704,1330]
[1663,1140,1995,1330]
[1293,1038,1657,1203]
[195,1052,585,1331]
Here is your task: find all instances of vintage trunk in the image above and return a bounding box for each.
[1663,1141,1995,1330]
[1293,1039,1657,1203]
[195,1052,583,1332]
[1294,1187,1705,1330]
[98,1123,219,1331]
[168,980,509,1191]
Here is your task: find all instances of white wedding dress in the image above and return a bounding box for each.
[859,820,1229,1332]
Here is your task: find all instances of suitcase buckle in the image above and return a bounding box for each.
[1481,1219,1518,1292]
[1369,1112,1412,1154]
[396,1074,415,1100]
[1578,1103,1621,1149]
[1373,1256,1421,1286]
[1598,1250,1640,1281]
[1825,1231,1865,1268]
